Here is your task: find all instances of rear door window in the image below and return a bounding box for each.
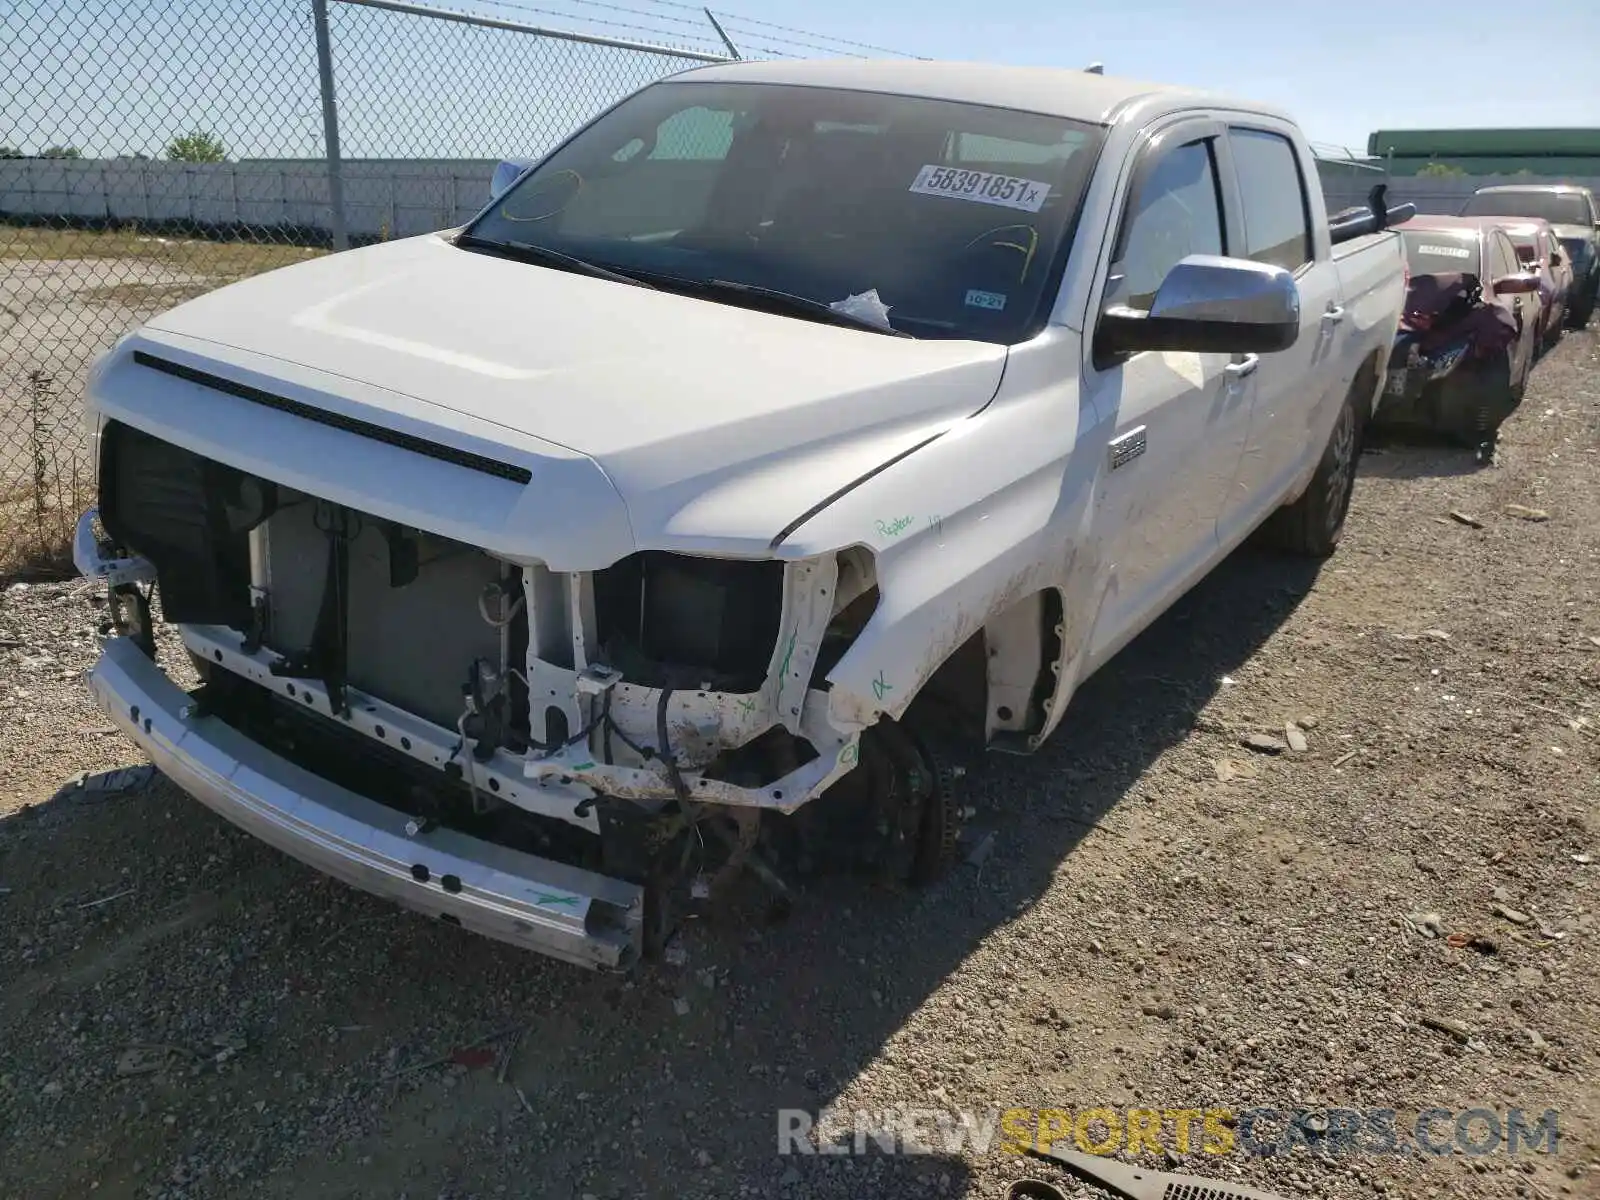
[1227,128,1313,272]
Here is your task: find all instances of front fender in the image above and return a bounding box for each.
[777,332,1104,733]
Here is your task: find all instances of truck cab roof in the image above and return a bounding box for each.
[676,58,1281,128]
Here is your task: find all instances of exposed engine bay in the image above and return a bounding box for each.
[91,419,963,958]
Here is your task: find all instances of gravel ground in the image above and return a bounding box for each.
[1,333,1597,1200]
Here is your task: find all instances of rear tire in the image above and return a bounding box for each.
[1259,382,1362,558]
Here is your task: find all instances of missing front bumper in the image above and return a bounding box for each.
[70,452,891,964]
[88,636,645,970]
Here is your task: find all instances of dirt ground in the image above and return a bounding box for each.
[1,333,1597,1200]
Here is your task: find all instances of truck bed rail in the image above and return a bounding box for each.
[1329,183,1415,246]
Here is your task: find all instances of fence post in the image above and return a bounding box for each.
[312,0,349,250]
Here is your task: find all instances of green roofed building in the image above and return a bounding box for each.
[1367,128,1600,177]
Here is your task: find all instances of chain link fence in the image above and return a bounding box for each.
[2,0,329,575]
[0,0,912,578]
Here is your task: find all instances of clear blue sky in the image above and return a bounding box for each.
[4,0,1597,160]
[757,0,1599,152]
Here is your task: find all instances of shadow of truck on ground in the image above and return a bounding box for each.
[0,542,1322,1200]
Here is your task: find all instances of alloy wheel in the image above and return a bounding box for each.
[1324,401,1357,535]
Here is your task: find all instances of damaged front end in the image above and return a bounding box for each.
[1377,272,1519,451]
[78,419,958,969]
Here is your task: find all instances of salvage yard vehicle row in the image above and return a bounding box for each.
[1374,184,1599,466]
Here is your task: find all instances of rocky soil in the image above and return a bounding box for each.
[2,335,1597,1200]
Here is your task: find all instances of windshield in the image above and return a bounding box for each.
[1401,231,1481,276]
[465,80,1104,343]
[1459,190,1592,226]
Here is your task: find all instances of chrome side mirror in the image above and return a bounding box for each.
[1098,254,1302,356]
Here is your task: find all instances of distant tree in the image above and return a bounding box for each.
[165,130,227,163]
[1416,160,1466,178]
[40,145,82,159]
[0,146,22,159]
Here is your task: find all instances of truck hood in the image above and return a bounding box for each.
[141,233,1007,556]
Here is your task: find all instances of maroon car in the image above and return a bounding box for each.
[1377,215,1542,464]
[1499,218,1573,349]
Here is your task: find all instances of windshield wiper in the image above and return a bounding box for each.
[454,233,656,289]
[695,278,912,337]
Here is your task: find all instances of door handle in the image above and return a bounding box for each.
[1322,304,1346,324]
[1224,354,1259,380]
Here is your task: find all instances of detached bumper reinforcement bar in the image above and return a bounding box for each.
[88,637,645,970]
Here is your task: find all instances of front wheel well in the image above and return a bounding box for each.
[903,627,987,746]
[902,587,1065,751]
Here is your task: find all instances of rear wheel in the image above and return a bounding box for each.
[1259,381,1362,557]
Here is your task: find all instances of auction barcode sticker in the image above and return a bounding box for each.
[908,165,1051,213]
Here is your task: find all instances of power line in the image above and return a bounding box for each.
[710,10,920,57]
[711,26,880,56]
[472,0,724,49]
[491,0,718,34]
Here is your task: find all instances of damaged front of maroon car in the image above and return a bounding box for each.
[1377,220,1538,462]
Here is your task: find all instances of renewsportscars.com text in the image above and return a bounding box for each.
[776,1105,1561,1159]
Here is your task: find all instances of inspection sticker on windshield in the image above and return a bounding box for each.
[1417,243,1472,259]
[909,165,1051,212]
[965,289,1007,311]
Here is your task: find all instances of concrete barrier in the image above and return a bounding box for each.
[0,158,500,242]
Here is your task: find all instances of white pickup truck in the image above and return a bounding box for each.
[74,60,1406,970]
